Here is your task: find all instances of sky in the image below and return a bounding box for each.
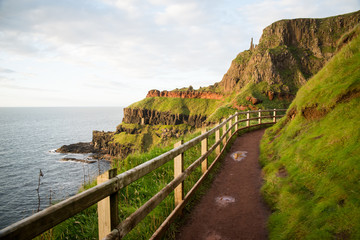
[0,0,359,107]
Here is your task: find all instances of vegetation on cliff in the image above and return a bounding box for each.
[124,10,360,125]
[43,11,360,240]
[260,25,360,239]
[221,10,360,114]
[94,10,360,162]
[128,97,221,117]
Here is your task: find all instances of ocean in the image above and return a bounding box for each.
[0,107,123,229]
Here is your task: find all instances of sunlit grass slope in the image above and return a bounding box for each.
[260,27,360,239]
[128,97,221,117]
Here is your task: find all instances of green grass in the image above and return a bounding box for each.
[173,84,222,93]
[114,127,223,239]
[206,105,238,122]
[112,124,195,154]
[128,97,221,117]
[260,29,360,239]
[47,123,229,239]
[232,82,292,109]
[234,50,253,64]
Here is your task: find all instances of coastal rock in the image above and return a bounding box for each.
[122,108,207,128]
[92,131,135,159]
[92,131,114,152]
[56,142,94,153]
[61,158,97,164]
[115,124,142,134]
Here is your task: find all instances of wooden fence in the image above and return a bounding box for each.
[0,109,286,240]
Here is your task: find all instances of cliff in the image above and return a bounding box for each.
[92,11,360,159]
[220,10,360,101]
[260,25,360,239]
[92,123,192,159]
[92,131,134,159]
[146,89,223,100]
[122,108,207,127]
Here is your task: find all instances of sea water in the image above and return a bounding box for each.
[0,107,123,229]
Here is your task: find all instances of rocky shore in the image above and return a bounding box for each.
[60,157,97,164]
[56,141,111,161]
[56,142,94,154]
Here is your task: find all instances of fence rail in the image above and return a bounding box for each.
[0,109,287,240]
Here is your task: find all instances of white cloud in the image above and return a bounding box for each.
[239,0,360,41]
[101,0,141,17]
[0,67,16,74]
[155,2,206,26]
[0,0,359,106]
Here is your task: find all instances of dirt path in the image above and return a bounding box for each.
[175,129,270,240]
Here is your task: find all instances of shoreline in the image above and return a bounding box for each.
[56,142,112,161]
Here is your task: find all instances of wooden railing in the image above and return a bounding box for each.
[0,109,286,240]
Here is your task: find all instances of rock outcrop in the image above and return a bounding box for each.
[146,89,223,100]
[92,131,135,159]
[122,108,207,128]
[84,11,360,161]
[56,142,94,153]
[61,158,97,164]
[220,11,360,98]
[245,96,262,105]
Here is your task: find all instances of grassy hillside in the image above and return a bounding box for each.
[260,26,360,239]
[128,97,222,117]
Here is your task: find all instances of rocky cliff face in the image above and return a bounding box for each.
[92,131,135,159]
[220,11,360,97]
[122,107,207,128]
[146,89,223,100]
[90,11,360,160]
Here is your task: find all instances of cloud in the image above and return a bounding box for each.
[101,0,141,16]
[239,0,360,39]
[0,82,58,92]
[84,75,132,91]
[0,67,16,74]
[0,0,359,106]
[155,2,206,26]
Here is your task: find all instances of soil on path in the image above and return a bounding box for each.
[175,129,270,240]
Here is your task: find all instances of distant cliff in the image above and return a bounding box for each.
[122,107,207,127]
[220,11,360,100]
[146,89,223,100]
[91,10,360,159]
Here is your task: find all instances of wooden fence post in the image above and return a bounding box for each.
[258,110,262,124]
[215,123,220,156]
[97,168,118,240]
[235,113,238,131]
[174,140,184,207]
[273,109,277,122]
[222,118,227,148]
[201,127,208,174]
[228,118,232,139]
[246,111,250,127]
